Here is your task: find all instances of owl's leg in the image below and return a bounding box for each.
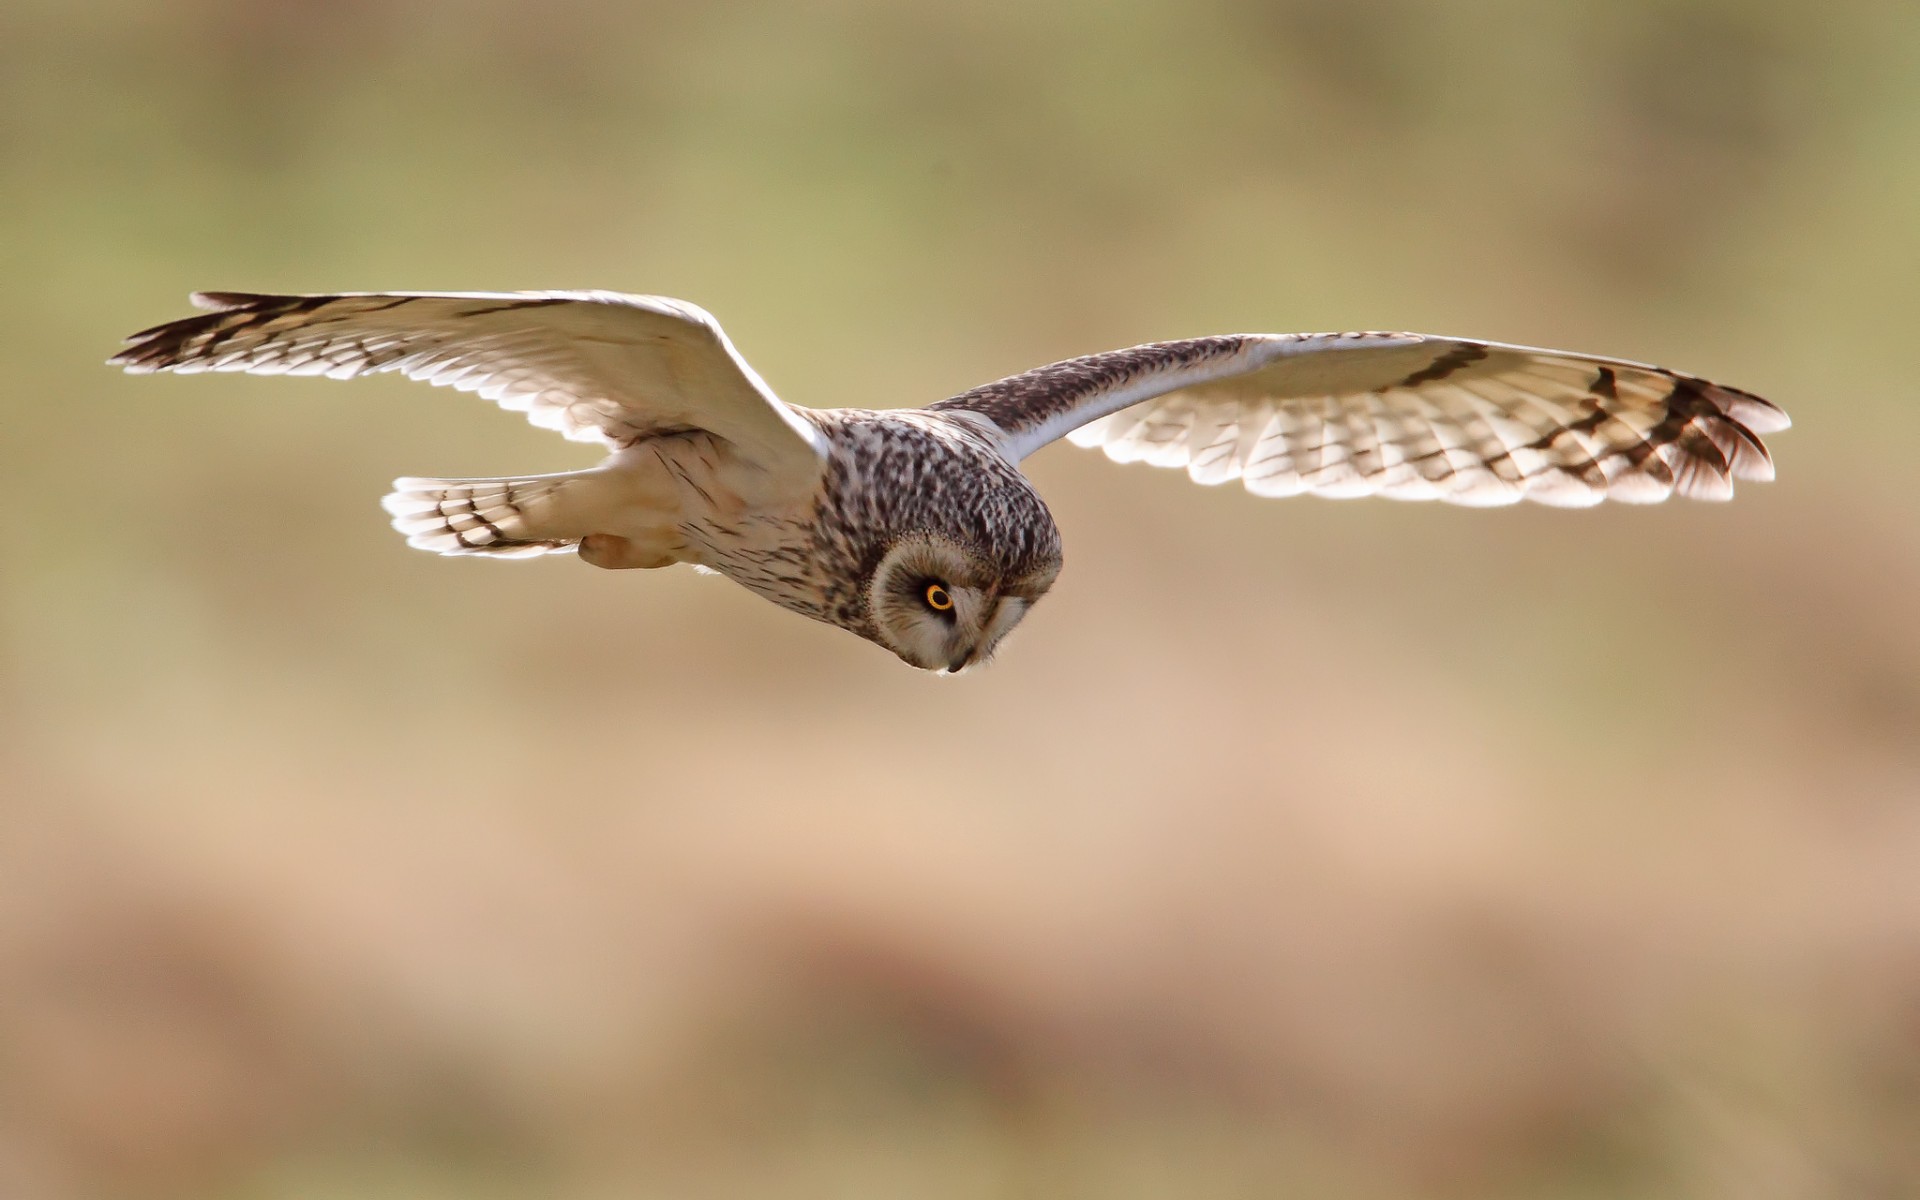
[578,534,682,570]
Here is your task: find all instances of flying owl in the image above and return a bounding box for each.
[111,291,1789,672]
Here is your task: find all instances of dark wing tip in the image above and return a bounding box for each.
[110,301,249,372]
[107,320,197,371]
[110,292,308,373]
[1657,375,1790,498]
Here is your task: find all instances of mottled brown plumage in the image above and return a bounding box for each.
[112,290,1789,671]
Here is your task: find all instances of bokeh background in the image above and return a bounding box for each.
[3,2,1917,1197]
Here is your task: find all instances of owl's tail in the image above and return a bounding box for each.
[380,472,591,558]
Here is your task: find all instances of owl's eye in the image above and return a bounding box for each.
[923,582,954,612]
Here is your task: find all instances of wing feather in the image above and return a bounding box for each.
[933,333,1789,507]
[110,290,828,480]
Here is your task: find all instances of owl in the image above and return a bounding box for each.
[112,291,1789,672]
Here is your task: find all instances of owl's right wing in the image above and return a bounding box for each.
[932,333,1789,506]
[111,290,829,485]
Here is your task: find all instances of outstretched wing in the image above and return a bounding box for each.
[111,290,828,478]
[933,333,1789,506]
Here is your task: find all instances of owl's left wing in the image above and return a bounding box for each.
[931,333,1789,506]
[110,290,828,483]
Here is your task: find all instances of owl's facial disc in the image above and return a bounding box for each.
[867,537,1049,673]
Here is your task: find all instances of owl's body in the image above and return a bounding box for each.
[112,291,1788,672]
[382,405,1061,670]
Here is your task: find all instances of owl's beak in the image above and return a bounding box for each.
[945,648,975,673]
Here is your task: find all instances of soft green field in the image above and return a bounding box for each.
[2,3,1917,1197]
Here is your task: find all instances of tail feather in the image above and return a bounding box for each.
[381,473,585,558]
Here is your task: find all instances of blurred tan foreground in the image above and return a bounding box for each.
[2,2,1918,1197]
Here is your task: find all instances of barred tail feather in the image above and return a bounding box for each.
[380,473,587,558]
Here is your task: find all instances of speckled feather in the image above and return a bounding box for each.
[934,333,1789,506]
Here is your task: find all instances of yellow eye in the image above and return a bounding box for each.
[924,583,954,612]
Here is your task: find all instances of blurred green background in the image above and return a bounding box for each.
[3,2,1917,1197]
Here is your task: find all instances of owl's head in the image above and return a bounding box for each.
[865,533,1058,673]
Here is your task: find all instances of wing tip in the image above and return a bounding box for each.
[1723,389,1792,434]
[107,332,179,371]
[190,290,268,312]
[108,290,256,371]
